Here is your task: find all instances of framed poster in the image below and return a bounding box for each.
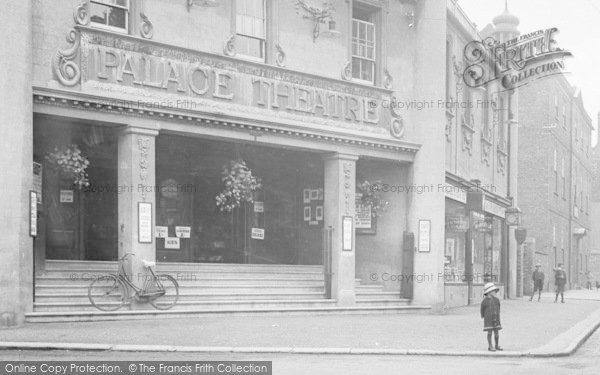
[310,189,319,201]
[342,216,353,251]
[138,202,153,243]
[303,206,311,221]
[355,194,375,234]
[418,220,431,253]
[29,191,37,237]
[32,162,42,204]
[315,206,323,221]
[303,189,311,203]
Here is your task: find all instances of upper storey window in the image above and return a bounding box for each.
[90,0,129,32]
[235,0,266,62]
[352,5,376,84]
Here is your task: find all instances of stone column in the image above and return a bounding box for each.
[118,125,158,299]
[0,0,33,327]
[406,0,447,310]
[323,153,358,306]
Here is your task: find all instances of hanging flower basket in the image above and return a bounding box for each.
[45,145,90,189]
[357,180,389,218]
[215,159,262,212]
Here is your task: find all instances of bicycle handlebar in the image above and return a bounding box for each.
[119,252,136,261]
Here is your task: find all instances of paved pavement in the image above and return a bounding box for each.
[1,290,599,355]
[3,328,600,374]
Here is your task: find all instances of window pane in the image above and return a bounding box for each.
[367,25,374,42]
[352,58,361,79]
[90,3,108,25]
[107,7,126,29]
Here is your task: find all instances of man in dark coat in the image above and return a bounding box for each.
[481,282,502,351]
[554,263,567,303]
[529,264,544,302]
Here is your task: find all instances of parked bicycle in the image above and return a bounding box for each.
[88,252,179,311]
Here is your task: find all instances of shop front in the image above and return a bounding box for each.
[444,185,508,308]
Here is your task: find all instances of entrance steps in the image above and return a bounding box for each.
[27,261,430,322]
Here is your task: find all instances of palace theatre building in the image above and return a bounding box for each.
[3,0,453,325]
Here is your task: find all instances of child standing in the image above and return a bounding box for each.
[481,282,502,352]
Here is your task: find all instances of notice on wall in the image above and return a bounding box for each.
[355,196,372,229]
[418,220,431,253]
[165,237,180,249]
[155,226,168,238]
[254,201,264,213]
[33,162,42,204]
[138,202,152,243]
[60,190,74,203]
[342,216,353,251]
[251,227,265,240]
[175,226,191,238]
[29,191,37,237]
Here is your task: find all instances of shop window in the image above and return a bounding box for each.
[352,4,377,84]
[155,135,324,265]
[34,119,118,261]
[235,0,266,62]
[90,0,129,32]
[444,200,467,282]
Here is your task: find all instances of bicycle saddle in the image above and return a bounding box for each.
[142,260,156,268]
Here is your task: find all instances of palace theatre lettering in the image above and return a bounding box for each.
[86,45,383,126]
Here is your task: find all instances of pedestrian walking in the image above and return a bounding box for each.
[529,264,544,302]
[553,263,567,303]
[481,282,502,352]
[586,271,593,290]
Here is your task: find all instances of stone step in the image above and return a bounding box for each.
[35,283,325,295]
[35,291,327,304]
[355,291,403,300]
[44,260,323,273]
[355,298,411,306]
[38,271,325,280]
[32,298,336,312]
[26,304,432,322]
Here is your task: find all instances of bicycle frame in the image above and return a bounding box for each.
[116,257,166,300]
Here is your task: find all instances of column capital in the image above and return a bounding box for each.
[120,124,160,137]
[322,152,359,162]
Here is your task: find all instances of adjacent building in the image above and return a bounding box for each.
[518,75,594,294]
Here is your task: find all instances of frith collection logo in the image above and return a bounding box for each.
[463,28,572,91]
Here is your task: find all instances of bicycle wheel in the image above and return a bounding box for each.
[148,274,179,310]
[88,275,126,311]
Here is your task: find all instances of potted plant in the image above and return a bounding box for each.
[45,144,90,189]
[357,180,389,218]
[215,159,262,212]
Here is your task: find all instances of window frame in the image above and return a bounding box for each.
[350,2,382,86]
[89,0,130,34]
[233,0,267,63]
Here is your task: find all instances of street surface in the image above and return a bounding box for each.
[1,328,600,375]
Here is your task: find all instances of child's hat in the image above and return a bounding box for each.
[483,282,500,295]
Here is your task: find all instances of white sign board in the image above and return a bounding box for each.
[342,216,353,251]
[138,202,152,243]
[175,226,191,238]
[60,190,74,203]
[155,226,168,238]
[251,228,265,240]
[418,220,431,253]
[165,237,180,249]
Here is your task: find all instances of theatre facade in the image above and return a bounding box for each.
[2,0,451,325]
